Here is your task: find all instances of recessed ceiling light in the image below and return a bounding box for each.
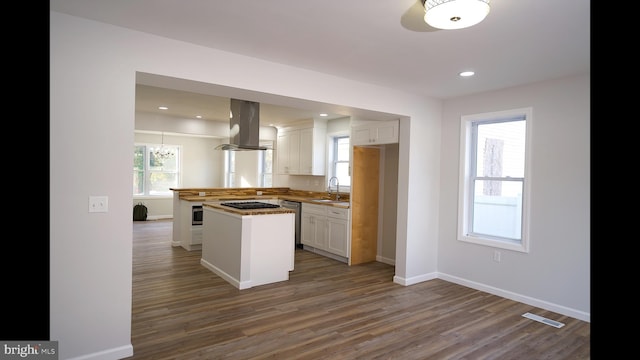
[196,115,202,119]
[158,106,169,110]
[459,71,475,77]
[320,113,328,117]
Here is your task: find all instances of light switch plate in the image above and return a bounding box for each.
[89,196,108,213]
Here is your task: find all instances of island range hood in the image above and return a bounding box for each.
[215,98,267,151]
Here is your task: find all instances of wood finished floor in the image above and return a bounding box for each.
[130,219,590,359]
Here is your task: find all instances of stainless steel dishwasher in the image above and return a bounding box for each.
[280,200,302,248]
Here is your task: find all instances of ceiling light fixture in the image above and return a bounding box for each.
[423,0,490,30]
[153,132,174,163]
[459,71,475,77]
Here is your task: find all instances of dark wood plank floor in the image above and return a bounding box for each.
[130,219,590,359]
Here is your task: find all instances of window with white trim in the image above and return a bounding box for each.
[328,135,350,192]
[224,141,273,187]
[133,143,181,196]
[458,108,532,252]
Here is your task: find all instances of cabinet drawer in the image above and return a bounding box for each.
[302,203,326,215]
[326,207,349,219]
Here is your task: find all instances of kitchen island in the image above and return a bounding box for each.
[201,202,296,289]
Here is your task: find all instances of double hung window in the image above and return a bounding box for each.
[328,135,350,192]
[224,141,273,187]
[133,143,181,196]
[458,108,532,252]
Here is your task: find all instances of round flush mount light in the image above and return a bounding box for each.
[459,71,475,77]
[424,0,491,30]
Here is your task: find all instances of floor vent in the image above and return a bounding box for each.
[522,312,565,328]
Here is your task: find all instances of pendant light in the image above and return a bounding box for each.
[153,132,174,162]
[423,0,491,30]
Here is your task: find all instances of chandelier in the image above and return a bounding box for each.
[423,0,491,30]
[153,132,174,162]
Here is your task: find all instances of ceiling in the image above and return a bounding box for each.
[134,84,349,127]
[51,0,590,127]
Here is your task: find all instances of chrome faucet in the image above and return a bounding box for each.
[328,176,340,200]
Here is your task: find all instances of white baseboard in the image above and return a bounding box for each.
[146,215,173,220]
[65,344,133,360]
[437,272,590,323]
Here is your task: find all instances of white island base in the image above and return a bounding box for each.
[201,206,295,290]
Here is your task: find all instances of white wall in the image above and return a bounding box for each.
[437,74,590,320]
[134,130,224,188]
[51,11,438,359]
[379,143,399,264]
[50,10,588,360]
[134,112,279,218]
[133,131,222,219]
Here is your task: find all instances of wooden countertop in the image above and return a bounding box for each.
[203,202,296,216]
[181,195,279,201]
[182,194,350,208]
[279,195,350,208]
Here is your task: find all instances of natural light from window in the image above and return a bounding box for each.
[458,108,531,252]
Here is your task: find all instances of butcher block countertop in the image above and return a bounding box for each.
[203,202,296,216]
[181,195,279,202]
[174,187,350,208]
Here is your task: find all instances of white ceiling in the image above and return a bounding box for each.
[51,0,591,127]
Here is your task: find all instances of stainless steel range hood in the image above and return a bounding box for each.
[215,99,267,151]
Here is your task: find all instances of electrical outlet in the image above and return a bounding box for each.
[89,196,108,213]
[493,250,501,262]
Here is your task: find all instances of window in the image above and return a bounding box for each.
[261,142,273,187]
[458,108,531,252]
[224,141,273,187]
[328,135,350,192]
[133,143,181,196]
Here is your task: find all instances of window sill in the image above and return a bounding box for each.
[458,234,529,253]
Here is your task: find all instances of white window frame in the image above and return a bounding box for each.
[457,107,532,253]
[133,142,182,197]
[224,141,273,187]
[327,132,351,193]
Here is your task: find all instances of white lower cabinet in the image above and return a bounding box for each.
[302,204,326,249]
[302,203,350,258]
[326,207,349,257]
[180,200,202,251]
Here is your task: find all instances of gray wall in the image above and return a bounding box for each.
[437,74,590,316]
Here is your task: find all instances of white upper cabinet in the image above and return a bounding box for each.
[351,119,399,146]
[277,120,327,175]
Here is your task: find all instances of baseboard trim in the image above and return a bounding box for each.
[65,344,133,360]
[437,272,590,323]
[146,215,173,220]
